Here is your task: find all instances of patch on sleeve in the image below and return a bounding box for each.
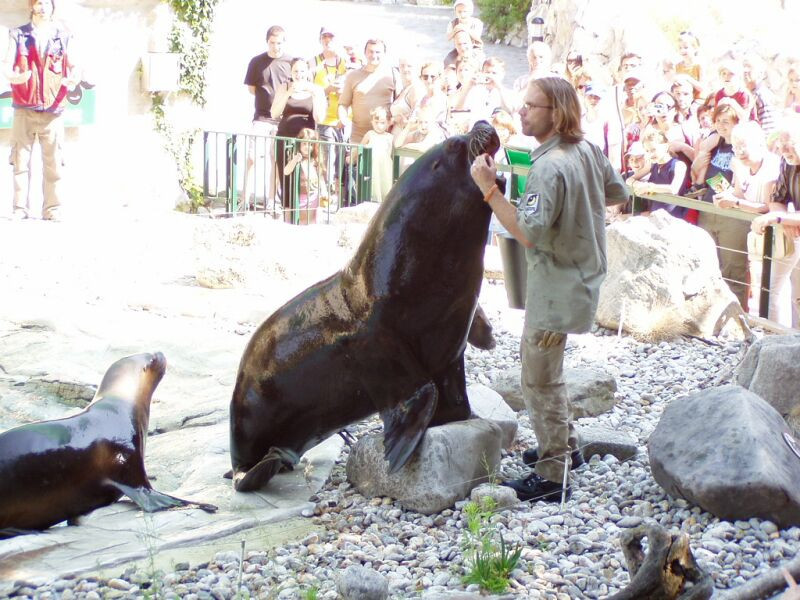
[523,193,540,215]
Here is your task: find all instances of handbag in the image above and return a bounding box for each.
[747,226,795,260]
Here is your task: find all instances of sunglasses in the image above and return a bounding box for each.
[420,74,438,80]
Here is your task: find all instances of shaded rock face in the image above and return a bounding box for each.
[491,365,616,418]
[736,334,800,424]
[597,212,745,341]
[346,419,502,514]
[578,424,637,462]
[467,384,518,448]
[648,385,800,528]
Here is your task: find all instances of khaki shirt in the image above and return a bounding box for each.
[516,135,629,333]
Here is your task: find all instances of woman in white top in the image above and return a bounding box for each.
[712,121,786,322]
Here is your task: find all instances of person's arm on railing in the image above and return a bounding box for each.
[634,161,687,196]
[713,171,771,213]
[283,152,302,176]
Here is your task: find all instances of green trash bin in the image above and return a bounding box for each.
[497,234,527,310]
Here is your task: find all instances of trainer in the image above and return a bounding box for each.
[470,76,629,502]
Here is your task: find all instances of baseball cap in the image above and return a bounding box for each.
[623,70,643,83]
[625,141,645,157]
[319,27,334,38]
[584,83,604,97]
[454,0,474,7]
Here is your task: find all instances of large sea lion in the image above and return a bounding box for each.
[230,121,502,492]
[0,352,216,536]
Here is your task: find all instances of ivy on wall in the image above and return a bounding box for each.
[151,0,218,212]
[167,0,217,107]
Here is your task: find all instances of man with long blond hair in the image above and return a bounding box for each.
[471,76,629,502]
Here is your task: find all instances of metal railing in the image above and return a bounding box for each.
[205,138,795,325]
[628,191,786,321]
[203,131,373,223]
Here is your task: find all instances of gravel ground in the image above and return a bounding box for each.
[7,280,797,600]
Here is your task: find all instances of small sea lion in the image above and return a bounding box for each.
[230,121,503,492]
[0,352,216,536]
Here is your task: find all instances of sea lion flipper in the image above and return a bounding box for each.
[467,304,496,351]
[381,381,438,473]
[233,447,300,492]
[107,481,218,513]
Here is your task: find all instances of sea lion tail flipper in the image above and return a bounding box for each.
[233,447,300,492]
[380,381,438,474]
[107,481,218,513]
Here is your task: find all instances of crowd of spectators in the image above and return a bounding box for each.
[243,2,800,327]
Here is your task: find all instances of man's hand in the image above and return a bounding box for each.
[470,153,498,195]
[7,66,31,85]
[539,330,565,349]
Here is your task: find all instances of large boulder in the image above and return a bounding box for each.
[346,419,503,514]
[596,211,746,341]
[648,385,800,528]
[736,334,800,423]
[490,365,616,417]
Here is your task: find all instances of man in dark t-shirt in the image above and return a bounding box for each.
[242,25,292,212]
[244,26,292,122]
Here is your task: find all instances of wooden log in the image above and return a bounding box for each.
[607,523,713,600]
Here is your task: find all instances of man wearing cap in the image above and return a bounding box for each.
[243,25,292,211]
[313,27,347,191]
[3,0,79,221]
[610,52,644,171]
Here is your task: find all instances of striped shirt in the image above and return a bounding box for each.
[772,160,800,208]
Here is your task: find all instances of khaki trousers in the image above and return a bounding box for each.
[11,108,65,218]
[520,327,580,484]
[697,212,750,308]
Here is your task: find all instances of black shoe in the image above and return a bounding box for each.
[522,447,585,470]
[501,472,571,503]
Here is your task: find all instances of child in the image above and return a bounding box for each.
[360,106,394,203]
[675,31,704,100]
[446,0,483,42]
[713,59,752,114]
[629,129,689,218]
[283,128,325,225]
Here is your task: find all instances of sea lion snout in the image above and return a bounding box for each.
[146,352,167,375]
[469,120,501,160]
